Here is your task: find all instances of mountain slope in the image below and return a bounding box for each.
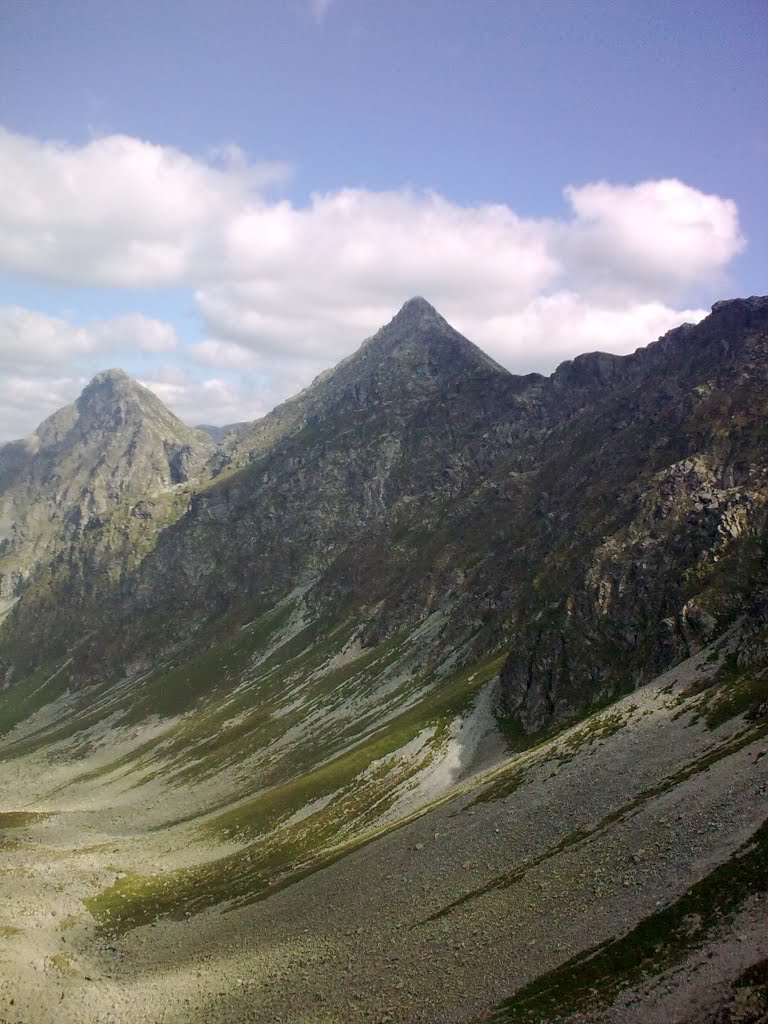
[0,618,766,1024]
[1,298,541,682]
[497,295,768,728]
[0,296,767,1023]
[0,369,210,620]
[3,297,768,732]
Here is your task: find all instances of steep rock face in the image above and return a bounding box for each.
[497,296,768,730]
[122,299,540,636]
[0,299,552,680]
[207,297,540,476]
[2,297,768,739]
[0,369,210,618]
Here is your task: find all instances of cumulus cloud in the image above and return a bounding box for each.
[0,307,178,370]
[192,180,738,375]
[188,339,262,372]
[0,128,741,306]
[0,374,86,441]
[0,307,92,370]
[557,179,745,301]
[451,295,709,375]
[0,127,748,439]
[0,128,290,286]
[90,314,178,353]
[138,369,267,428]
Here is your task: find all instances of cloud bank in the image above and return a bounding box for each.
[0,127,746,438]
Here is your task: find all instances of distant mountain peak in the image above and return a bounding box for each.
[381,296,448,338]
[356,296,507,381]
[80,367,143,401]
[393,295,439,319]
[67,368,209,454]
[76,369,152,419]
[91,367,132,384]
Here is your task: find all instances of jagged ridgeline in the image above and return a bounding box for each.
[2,295,768,733]
[2,296,768,1024]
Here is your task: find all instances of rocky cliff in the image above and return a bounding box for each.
[1,296,768,1024]
[0,369,210,632]
[2,297,768,739]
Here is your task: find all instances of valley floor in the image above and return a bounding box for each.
[1,643,767,1024]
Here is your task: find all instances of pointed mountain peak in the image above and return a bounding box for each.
[71,369,207,451]
[393,295,440,320]
[76,369,160,421]
[75,368,157,431]
[356,297,508,381]
[81,367,143,400]
[90,366,131,383]
[381,296,450,338]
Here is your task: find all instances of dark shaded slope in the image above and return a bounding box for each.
[496,295,768,728]
[3,297,768,741]
[92,298,539,669]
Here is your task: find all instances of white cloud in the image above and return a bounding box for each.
[188,338,262,372]
[451,295,709,375]
[138,371,266,428]
[90,314,178,353]
[0,306,178,370]
[0,374,86,441]
[0,128,741,308]
[557,179,745,301]
[0,128,290,286]
[192,180,738,379]
[0,127,748,439]
[0,307,92,370]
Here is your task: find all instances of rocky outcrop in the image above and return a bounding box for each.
[496,297,768,730]
[2,297,768,737]
[0,369,210,613]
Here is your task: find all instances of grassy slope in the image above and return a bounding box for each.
[2,585,506,935]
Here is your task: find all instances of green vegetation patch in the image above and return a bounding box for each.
[550,710,630,765]
[705,671,768,729]
[679,643,768,731]
[718,956,768,1022]
[477,817,768,1023]
[0,668,134,761]
[474,706,630,807]
[201,651,505,841]
[0,659,73,737]
[83,651,506,935]
[0,810,52,828]
[49,952,77,975]
[119,598,298,726]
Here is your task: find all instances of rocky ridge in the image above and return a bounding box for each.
[0,369,210,624]
[3,296,768,737]
[0,295,767,1023]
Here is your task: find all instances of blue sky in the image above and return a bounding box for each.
[0,0,764,436]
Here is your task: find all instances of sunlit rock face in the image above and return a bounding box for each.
[2,295,768,736]
[1,298,768,1024]
[0,368,210,627]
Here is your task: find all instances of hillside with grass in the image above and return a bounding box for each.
[1,296,767,1023]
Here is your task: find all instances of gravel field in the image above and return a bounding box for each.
[1,646,767,1024]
